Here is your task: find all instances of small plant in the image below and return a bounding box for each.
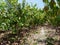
[46,37,55,45]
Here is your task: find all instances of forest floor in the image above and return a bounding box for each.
[0,25,60,45]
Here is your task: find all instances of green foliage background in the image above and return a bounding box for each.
[0,0,60,33]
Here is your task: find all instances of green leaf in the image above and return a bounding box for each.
[43,0,49,3]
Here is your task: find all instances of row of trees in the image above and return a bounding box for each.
[0,0,60,33]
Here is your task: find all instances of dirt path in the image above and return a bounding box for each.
[22,26,60,45]
[0,31,12,39]
[0,26,60,45]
